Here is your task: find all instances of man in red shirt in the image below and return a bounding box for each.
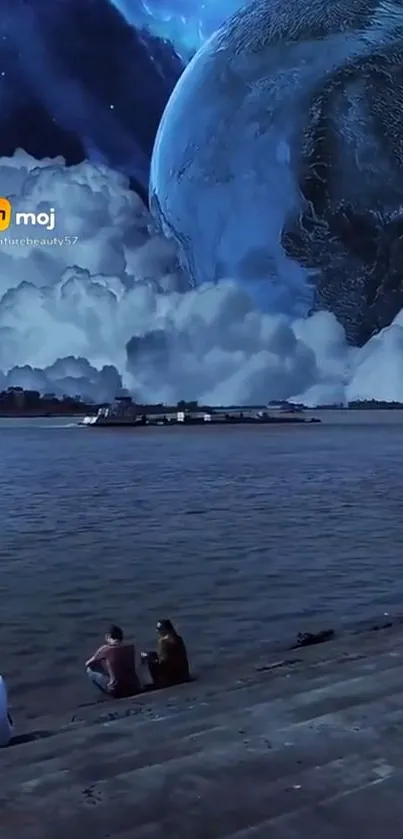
[85,625,141,698]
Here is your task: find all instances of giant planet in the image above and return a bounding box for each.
[150,0,403,345]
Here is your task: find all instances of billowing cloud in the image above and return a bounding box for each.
[1,358,123,404]
[0,150,401,406]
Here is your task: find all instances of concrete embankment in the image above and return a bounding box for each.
[2,620,403,838]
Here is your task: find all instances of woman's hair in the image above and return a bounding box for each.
[157,619,175,635]
[108,624,124,641]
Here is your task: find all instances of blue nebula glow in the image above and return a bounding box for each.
[111,0,248,56]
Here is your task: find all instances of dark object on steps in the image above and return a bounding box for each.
[292,629,335,649]
[369,621,393,632]
[256,658,301,672]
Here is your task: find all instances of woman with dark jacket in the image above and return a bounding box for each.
[142,619,190,689]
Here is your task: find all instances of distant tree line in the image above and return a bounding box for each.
[0,387,89,415]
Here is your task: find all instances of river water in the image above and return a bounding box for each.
[1,411,403,719]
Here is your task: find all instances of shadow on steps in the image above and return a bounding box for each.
[9,729,54,746]
[7,677,198,748]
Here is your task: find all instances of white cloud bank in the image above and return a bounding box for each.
[0,149,401,405]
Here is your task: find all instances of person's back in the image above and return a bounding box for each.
[157,620,190,685]
[102,641,139,697]
[85,625,140,698]
[0,676,13,747]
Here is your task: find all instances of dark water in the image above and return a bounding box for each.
[1,411,403,719]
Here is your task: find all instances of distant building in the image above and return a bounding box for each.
[177,410,211,423]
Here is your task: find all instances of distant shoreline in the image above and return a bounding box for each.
[317,402,403,410]
[0,387,94,418]
[0,409,89,418]
[2,407,403,418]
[1,407,403,419]
[1,390,403,419]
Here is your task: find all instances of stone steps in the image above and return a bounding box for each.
[3,626,403,838]
[12,616,401,732]
[9,626,403,745]
[4,729,403,839]
[5,675,403,791]
[3,640,403,771]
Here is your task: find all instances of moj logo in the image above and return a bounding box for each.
[0,197,11,231]
[0,198,56,232]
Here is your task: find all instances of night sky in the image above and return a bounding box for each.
[0,0,184,201]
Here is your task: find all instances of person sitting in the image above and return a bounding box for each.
[141,619,190,689]
[85,624,141,699]
[0,675,14,747]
